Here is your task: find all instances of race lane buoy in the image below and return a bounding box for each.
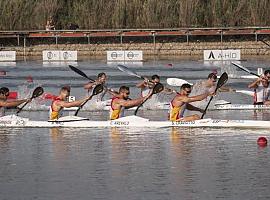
[0,71,6,76]
[27,76,33,83]
[257,137,267,147]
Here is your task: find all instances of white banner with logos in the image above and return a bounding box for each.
[204,50,241,61]
[43,51,77,61]
[0,51,16,61]
[107,51,143,61]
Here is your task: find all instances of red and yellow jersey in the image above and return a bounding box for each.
[49,97,63,120]
[110,97,125,120]
[169,96,186,121]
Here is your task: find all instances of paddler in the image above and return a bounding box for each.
[0,87,31,117]
[248,70,270,105]
[194,73,234,94]
[84,72,118,101]
[50,86,91,120]
[110,86,152,120]
[169,83,213,121]
[136,75,174,96]
[136,75,160,96]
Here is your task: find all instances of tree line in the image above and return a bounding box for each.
[0,0,269,30]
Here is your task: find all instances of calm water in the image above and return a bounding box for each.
[1,57,270,199]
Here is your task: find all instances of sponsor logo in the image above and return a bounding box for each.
[126,51,134,59]
[63,51,69,60]
[208,51,215,59]
[110,121,130,126]
[172,121,195,125]
[47,51,53,60]
[111,52,118,59]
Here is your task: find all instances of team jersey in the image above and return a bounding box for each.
[49,97,63,120]
[254,84,270,104]
[110,97,125,120]
[169,95,187,121]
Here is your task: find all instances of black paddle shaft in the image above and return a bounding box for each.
[201,72,228,119]
[231,62,259,77]
[69,65,95,82]
[134,83,164,115]
[74,84,104,116]
[16,87,44,114]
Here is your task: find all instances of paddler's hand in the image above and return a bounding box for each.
[26,98,32,103]
[143,77,149,83]
[86,96,92,101]
[208,91,216,96]
[199,108,204,113]
[229,88,236,92]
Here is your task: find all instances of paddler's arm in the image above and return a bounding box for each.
[119,94,150,108]
[248,78,262,89]
[56,97,89,108]
[186,103,204,113]
[182,93,210,103]
[218,86,236,92]
[84,81,96,90]
[0,99,29,108]
[136,78,150,89]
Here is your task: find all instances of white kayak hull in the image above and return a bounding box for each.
[1,115,270,129]
[21,102,170,111]
[214,104,270,110]
[20,103,270,111]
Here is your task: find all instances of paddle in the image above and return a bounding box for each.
[74,84,104,116]
[134,83,164,115]
[69,65,95,82]
[117,64,144,80]
[118,64,175,93]
[231,62,260,78]
[69,65,116,95]
[167,78,193,87]
[201,72,228,119]
[16,87,44,114]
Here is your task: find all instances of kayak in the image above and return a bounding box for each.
[214,104,270,110]
[13,103,270,111]
[1,115,270,129]
[20,102,170,111]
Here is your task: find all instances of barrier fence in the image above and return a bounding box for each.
[1,27,270,47]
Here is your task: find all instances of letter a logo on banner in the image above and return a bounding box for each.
[208,51,215,60]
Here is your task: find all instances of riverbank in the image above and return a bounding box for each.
[1,40,270,59]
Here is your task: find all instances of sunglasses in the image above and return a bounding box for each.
[185,89,191,94]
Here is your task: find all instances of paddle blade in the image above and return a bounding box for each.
[69,65,95,82]
[167,78,192,87]
[152,83,164,94]
[92,84,104,95]
[215,72,228,92]
[32,87,44,98]
[231,62,259,77]
[117,64,142,79]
